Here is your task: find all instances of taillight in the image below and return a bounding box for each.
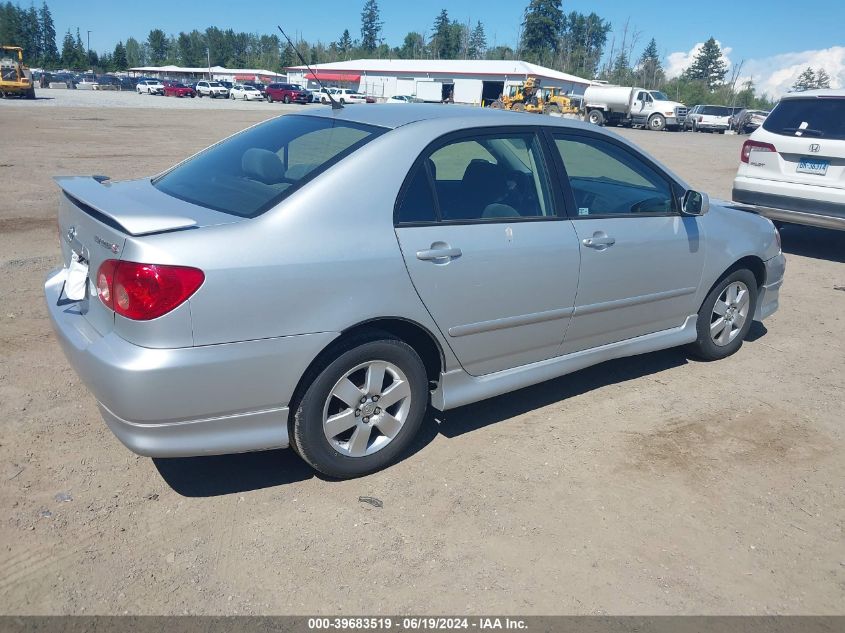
[741,140,777,163]
[95,260,204,320]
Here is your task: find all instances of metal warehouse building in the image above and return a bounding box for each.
[128,65,285,83]
[286,59,590,105]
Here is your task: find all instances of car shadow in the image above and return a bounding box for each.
[779,223,845,263]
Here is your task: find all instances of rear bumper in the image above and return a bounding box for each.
[45,267,337,457]
[732,179,845,230]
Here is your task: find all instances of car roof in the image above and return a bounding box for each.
[298,103,597,131]
[781,88,845,100]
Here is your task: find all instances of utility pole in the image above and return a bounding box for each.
[87,30,91,71]
[207,47,211,80]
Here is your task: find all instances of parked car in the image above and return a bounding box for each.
[306,89,322,103]
[731,109,770,134]
[229,84,264,101]
[732,89,845,231]
[136,79,164,95]
[163,82,197,98]
[243,81,267,96]
[685,105,732,132]
[46,105,784,478]
[315,87,336,103]
[333,88,366,104]
[195,80,229,98]
[265,83,309,104]
[386,95,415,104]
[218,80,233,91]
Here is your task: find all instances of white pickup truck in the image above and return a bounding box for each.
[582,85,688,131]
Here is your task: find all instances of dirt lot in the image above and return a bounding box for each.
[0,101,843,615]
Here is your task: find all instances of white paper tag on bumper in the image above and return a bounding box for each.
[65,252,88,301]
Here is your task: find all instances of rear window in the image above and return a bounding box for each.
[700,106,730,116]
[763,97,845,140]
[153,115,385,217]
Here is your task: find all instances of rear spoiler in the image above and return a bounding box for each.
[54,176,198,236]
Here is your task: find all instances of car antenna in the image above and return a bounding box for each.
[277,25,343,110]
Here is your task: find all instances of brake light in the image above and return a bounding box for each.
[96,260,204,320]
[741,140,777,163]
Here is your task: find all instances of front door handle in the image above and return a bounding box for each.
[582,236,616,248]
[416,245,462,262]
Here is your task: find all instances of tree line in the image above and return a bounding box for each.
[0,0,831,108]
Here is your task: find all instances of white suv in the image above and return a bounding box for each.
[136,79,164,95]
[732,89,845,231]
[195,81,229,98]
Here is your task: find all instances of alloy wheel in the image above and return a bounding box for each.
[322,360,412,458]
[710,281,750,346]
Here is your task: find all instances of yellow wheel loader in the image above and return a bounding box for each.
[489,76,578,116]
[0,46,35,99]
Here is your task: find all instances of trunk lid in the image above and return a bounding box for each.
[55,176,242,336]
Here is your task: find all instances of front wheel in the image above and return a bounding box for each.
[283,95,290,104]
[293,336,428,478]
[648,114,666,131]
[688,269,758,361]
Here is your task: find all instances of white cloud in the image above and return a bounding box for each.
[665,41,732,79]
[665,42,845,98]
[739,46,845,97]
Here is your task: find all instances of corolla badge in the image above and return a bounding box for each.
[94,235,119,254]
[809,144,821,153]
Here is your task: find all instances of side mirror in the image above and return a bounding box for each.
[682,190,709,216]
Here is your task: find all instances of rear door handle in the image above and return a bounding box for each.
[416,247,462,261]
[582,236,616,248]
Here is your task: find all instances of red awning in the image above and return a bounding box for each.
[305,72,361,82]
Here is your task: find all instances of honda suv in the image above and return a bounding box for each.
[732,89,845,231]
[266,83,309,104]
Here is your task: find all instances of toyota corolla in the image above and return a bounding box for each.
[45,105,785,478]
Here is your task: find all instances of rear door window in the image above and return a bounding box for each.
[154,116,385,217]
[763,97,845,140]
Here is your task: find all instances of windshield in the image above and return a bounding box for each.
[154,116,385,218]
[291,84,303,90]
[701,106,730,116]
[649,91,668,100]
[763,97,845,140]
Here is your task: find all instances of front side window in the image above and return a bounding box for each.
[154,116,385,218]
[553,134,675,217]
[425,133,554,221]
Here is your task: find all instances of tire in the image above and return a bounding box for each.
[687,269,758,361]
[489,99,504,109]
[293,335,429,478]
[648,114,666,131]
[544,103,561,115]
[283,95,290,104]
[511,102,526,112]
[340,98,345,104]
[588,109,605,126]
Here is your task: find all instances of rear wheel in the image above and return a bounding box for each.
[293,336,428,478]
[283,95,290,104]
[489,99,504,109]
[688,269,758,361]
[511,102,526,112]
[588,109,605,125]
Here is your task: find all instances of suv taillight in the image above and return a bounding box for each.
[741,140,777,163]
[96,260,204,320]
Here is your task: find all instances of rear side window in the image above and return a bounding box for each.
[154,116,385,217]
[763,97,845,140]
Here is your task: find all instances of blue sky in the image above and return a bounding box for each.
[47,0,845,95]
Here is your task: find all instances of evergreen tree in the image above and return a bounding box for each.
[336,28,353,57]
[398,31,424,59]
[146,28,167,65]
[125,37,142,67]
[112,41,127,70]
[815,68,831,89]
[682,37,727,90]
[60,29,74,67]
[468,21,486,60]
[431,9,461,59]
[72,28,86,69]
[521,0,562,65]
[558,11,611,78]
[792,67,816,91]
[636,38,664,90]
[360,0,382,52]
[39,2,58,66]
[23,4,41,62]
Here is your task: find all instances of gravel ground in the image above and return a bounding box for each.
[0,104,843,616]
[0,87,317,111]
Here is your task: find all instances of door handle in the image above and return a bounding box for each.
[416,246,462,261]
[582,236,615,248]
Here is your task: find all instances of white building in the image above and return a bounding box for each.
[128,65,285,83]
[286,59,590,105]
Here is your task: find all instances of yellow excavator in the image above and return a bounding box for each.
[0,46,35,99]
[489,76,577,115]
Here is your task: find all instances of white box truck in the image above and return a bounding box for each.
[582,85,688,131]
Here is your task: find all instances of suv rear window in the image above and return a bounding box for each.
[763,97,845,140]
[153,115,385,217]
[700,106,730,116]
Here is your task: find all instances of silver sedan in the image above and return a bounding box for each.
[45,104,785,478]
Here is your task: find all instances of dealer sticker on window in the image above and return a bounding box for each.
[797,157,829,176]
